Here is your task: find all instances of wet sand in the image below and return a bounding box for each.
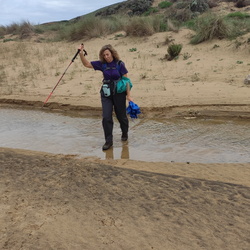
[0,147,250,250]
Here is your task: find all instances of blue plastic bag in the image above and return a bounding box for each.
[126,101,141,119]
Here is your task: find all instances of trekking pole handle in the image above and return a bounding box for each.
[72,43,87,62]
[71,49,80,62]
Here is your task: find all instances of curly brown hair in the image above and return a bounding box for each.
[99,44,120,63]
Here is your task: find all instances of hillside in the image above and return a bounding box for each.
[0,0,250,118]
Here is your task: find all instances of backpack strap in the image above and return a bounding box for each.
[116,60,122,73]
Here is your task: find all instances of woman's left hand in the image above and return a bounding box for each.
[126,95,134,102]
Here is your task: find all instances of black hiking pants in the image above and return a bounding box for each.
[101,83,128,143]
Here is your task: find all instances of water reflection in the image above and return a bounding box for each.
[0,108,249,163]
[104,142,130,160]
[121,143,130,159]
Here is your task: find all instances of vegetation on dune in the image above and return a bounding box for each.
[0,21,34,39]
[166,43,183,60]
[190,14,232,44]
[0,0,249,95]
[0,0,249,44]
[58,15,126,41]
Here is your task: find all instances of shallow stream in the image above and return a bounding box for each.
[1,108,249,163]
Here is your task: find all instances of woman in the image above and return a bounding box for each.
[78,44,133,150]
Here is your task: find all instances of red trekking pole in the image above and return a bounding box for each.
[43,45,87,107]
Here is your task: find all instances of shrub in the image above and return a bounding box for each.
[124,15,167,36]
[235,0,250,8]
[5,22,19,34]
[207,0,219,8]
[34,26,45,34]
[175,8,195,22]
[184,19,197,29]
[190,14,231,44]
[124,16,154,36]
[95,0,154,16]
[38,22,68,33]
[224,11,250,38]
[167,43,182,60]
[175,2,189,9]
[164,4,194,22]
[129,48,137,52]
[3,38,15,42]
[102,15,126,32]
[127,0,154,15]
[0,26,6,36]
[19,21,34,39]
[152,15,168,32]
[3,21,34,38]
[60,15,124,40]
[158,1,173,9]
[144,7,159,16]
[226,12,250,19]
[95,3,123,16]
[190,0,209,13]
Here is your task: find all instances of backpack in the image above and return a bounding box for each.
[102,60,123,76]
[101,60,132,94]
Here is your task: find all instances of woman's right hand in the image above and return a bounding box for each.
[78,44,88,56]
[78,43,84,52]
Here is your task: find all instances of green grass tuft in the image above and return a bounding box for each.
[158,1,173,9]
[167,43,182,60]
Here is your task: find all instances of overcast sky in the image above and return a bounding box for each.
[0,0,124,26]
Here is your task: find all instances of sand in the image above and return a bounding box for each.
[0,148,250,250]
[0,3,250,248]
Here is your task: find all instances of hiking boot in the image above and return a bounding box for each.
[121,132,128,141]
[102,141,113,150]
